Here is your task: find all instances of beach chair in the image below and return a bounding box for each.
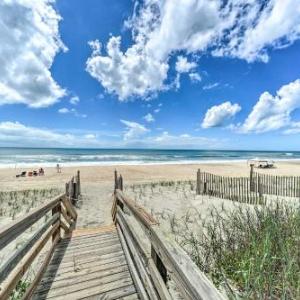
[16,171,26,178]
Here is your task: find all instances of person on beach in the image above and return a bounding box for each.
[56,163,61,173]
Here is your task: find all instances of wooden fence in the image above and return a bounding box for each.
[196,168,300,204]
[65,170,81,204]
[112,171,225,300]
[0,174,78,300]
[196,170,264,204]
[252,171,300,198]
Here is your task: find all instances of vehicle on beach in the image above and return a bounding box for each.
[248,159,275,168]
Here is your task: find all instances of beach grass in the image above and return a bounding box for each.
[178,203,300,299]
[128,180,300,299]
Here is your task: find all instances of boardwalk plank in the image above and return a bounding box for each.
[34,227,137,300]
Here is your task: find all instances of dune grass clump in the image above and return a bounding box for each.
[179,204,300,299]
[0,188,61,219]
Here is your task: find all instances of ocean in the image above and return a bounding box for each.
[0,148,299,168]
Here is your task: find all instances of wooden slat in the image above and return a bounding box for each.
[0,213,59,283]
[148,225,225,300]
[34,271,133,299]
[0,222,60,300]
[65,225,116,238]
[0,194,63,251]
[62,196,77,221]
[117,223,150,300]
[116,190,158,229]
[22,234,60,300]
[44,251,125,276]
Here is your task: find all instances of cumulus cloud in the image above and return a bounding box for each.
[86,38,168,101]
[58,107,87,118]
[202,101,241,128]
[86,0,300,100]
[175,56,197,73]
[120,120,149,140]
[241,79,300,133]
[149,131,219,149]
[70,96,80,105]
[0,0,66,107]
[189,73,202,83]
[143,113,155,123]
[0,122,77,147]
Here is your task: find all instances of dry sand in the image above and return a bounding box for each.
[1,161,300,228]
[1,161,299,289]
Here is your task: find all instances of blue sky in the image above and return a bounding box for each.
[1,0,300,150]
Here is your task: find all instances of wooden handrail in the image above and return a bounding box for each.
[0,194,64,251]
[0,174,79,300]
[113,178,225,300]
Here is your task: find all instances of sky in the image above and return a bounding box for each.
[1,0,300,150]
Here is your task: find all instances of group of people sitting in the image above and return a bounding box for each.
[16,168,45,178]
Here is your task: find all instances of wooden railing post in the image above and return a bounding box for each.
[114,170,118,191]
[118,175,123,191]
[196,169,201,195]
[151,246,168,283]
[77,170,81,196]
[52,203,61,242]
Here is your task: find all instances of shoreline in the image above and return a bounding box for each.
[1,158,300,169]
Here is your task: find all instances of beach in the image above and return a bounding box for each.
[1,160,300,227]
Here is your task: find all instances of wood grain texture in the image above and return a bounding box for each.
[34,227,137,300]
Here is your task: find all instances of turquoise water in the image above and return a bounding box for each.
[0,148,299,167]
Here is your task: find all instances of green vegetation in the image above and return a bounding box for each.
[10,279,30,300]
[179,204,300,299]
[0,188,61,218]
[128,180,300,299]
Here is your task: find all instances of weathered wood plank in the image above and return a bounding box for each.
[44,252,125,277]
[22,234,60,300]
[34,271,132,299]
[0,213,59,283]
[0,194,63,251]
[41,258,128,285]
[117,223,150,300]
[149,225,225,300]
[0,222,60,300]
[36,265,130,295]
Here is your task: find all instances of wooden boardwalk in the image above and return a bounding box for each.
[33,225,139,300]
[0,171,224,300]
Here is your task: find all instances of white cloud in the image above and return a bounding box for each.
[84,134,96,139]
[203,82,220,90]
[154,108,160,113]
[58,107,87,118]
[241,79,300,133]
[149,131,219,149]
[86,38,169,101]
[58,108,69,114]
[175,56,197,73]
[70,96,80,105]
[202,101,241,128]
[213,0,300,63]
[143,113,155,123]
[0,0,66,108]
[87,0,300,100]
[189,72,202,83]
[120,120,149,140]
[0,122,76,147]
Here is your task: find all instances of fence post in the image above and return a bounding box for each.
[258,175,262,203]
[77,170,81,196]
[114,169,118,191]
[250,164,254,192]
[196,169,201,195]
[118,175,123,191]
